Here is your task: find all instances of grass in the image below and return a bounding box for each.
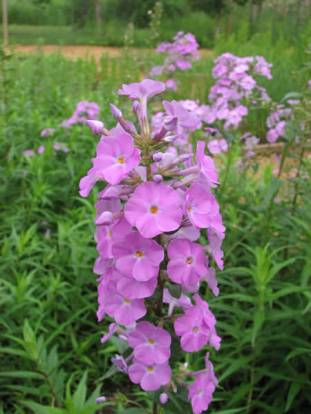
[0,44,311,414]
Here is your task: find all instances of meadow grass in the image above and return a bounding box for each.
[0,46,311,414]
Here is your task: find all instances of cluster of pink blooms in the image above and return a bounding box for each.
[61,101,100,128]
[205,53,272,130]
[266,105,292,144]
[80,79,225,414]
[23,142,69,158]
[150,32,200,91]
[24,101,100,158]
[151,32,200,76]
[241,132,260,158]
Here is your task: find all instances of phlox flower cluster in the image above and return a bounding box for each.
[205,53,272,130]
[24,101,100,159]
[61,101,100,128]
[266,104,292,144]
[80,79,225,413]
[150,32,200,91]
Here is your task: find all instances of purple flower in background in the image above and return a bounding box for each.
[113,232,164,281]
[128,321,171,364]
[160,393,169,404]
[167,239,208,291]
[37,145,45,154]
[62,101,100,127]
[23,149,35,158]
[128,360,171,391]
[40,128,55,137]
[165,79,177,91]
[53,142,69,153]
[152,32,200,77]
[207,139,228,155]
[125,182,183,238]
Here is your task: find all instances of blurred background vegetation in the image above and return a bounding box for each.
[1,0,311,47]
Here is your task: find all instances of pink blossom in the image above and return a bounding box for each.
[118,79,165,100]
[189,355,218,414]
[86,120,105,135]
[128,361,171,391]
[40,128,55,137]
[113,232,164,281]
[185,183,221,229]
[167,239,208,291]
[97,278,146,326]
[196,141,218,187]
[128,321,171,364]
[207,139,228,155]
[93,128,141,185]
[125,182,183,238]
[37,145,45,154]
[96,217,132,259]
[174,294,221,352]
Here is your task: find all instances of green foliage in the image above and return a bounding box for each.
[0,43,311,414]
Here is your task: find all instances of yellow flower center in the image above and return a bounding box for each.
[147,366,154,373]
[186,256,193,264]
[135,250,144,258]
[147,338,156,345]
[123,298,131,305]
[192,326,199,333]
[150,205,158,214]
[117,155,125,164]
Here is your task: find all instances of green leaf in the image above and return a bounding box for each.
[285,383,301,412]
[21,401,66,414]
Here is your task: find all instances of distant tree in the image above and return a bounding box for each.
[71,0,90,27]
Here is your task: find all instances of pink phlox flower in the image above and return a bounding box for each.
[96,216,132,259]
[207,138,228,155]
[185,182,221,229]
[37,145,45,154]
[86,120,105,136]
[92,127,141,185]
[167,238,208,292]
[124,182,183,238]
[196,141,218,187]
[188,355,218,414]
[40,128,55,137]
[201,266,219,296]
[111,354,128,373]
[118,79,166,101]
[97,277,146,326]
[174,294,221,352]
[128,360,171,391]
[128,321,171,364]
[113,231,164,281]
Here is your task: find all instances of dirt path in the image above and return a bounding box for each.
[12,44,213,62]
